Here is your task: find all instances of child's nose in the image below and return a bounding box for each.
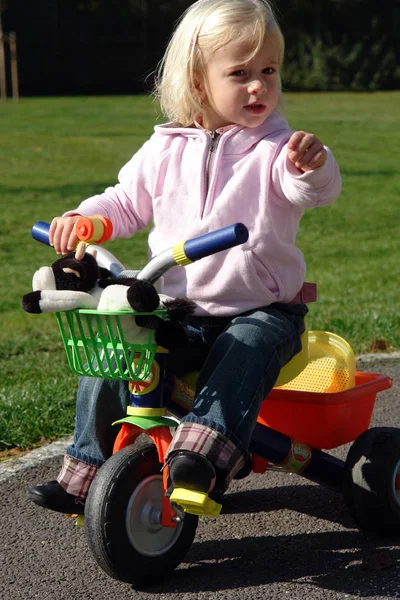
[248,78,266,95]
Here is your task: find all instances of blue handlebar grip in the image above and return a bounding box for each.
[32,221,51,245]
[183,223,249,262]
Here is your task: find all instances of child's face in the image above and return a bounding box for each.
[197,36,281,131]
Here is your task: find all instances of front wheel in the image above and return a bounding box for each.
[343,427,400,535]
[85,443,198,586]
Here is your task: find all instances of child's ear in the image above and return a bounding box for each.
[193,74,206,103]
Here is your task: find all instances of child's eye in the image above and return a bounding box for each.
[263,67,276,75]
[231,70,245,77]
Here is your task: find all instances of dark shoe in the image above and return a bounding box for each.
[29,480,86,515]
[167,451,224,517]
[167,451,216,494]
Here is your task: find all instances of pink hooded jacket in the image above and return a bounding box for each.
[66,112,341,316]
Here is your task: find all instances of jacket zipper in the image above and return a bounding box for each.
[204,131,220,198]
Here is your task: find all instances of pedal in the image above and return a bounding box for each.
[170,488,222,517]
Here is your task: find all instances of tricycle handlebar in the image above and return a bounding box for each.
[31,220,126,277]
[31,221,52,246]
[182,223,248,262]
[136,223,248,283]
[31,220,249,283]
[31,216,113,246]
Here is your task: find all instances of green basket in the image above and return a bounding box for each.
[56,308,167,381]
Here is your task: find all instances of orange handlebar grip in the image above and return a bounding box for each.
[76,215,113,244]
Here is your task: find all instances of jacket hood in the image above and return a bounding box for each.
[154,111,292,150]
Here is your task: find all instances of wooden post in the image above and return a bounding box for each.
[9,32,19,101]
[0,31,6,101]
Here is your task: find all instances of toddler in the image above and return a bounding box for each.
[30,0,341,515]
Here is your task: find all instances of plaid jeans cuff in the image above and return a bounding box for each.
[166,422,245,488]
[57,454,98,499]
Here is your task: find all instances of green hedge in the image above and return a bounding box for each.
[3,0,400,94]
[278,0,400,90]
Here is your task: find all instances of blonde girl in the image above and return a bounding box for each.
[30,0,341,515]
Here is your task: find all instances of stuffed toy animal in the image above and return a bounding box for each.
[22,242,195,352]
[22,243,110,312]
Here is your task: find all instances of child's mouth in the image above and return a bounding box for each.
[244,104,266,114]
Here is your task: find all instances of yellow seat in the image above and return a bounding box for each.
[278,330,356,393]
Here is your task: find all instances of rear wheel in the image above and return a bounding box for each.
[85,443,198,585]
[343,427,400,535]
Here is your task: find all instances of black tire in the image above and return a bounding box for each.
[343,427,400,535]
[85,443,198,586]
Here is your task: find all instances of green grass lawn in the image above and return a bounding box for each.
[0,92,399,452]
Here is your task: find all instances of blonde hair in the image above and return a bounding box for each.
[155,0,285,126]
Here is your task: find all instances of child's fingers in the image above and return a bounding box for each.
[63,226,79,254]
[53,223,69,254]
[287,131,326,170]
[68,229,79,252]
[308,148,327,169]
[295,141,325,168]
[287,130,307,150]
[49,217,59,247]
[51,216,79,254]
[297,133,320,153]
[287,132,312,165]
[289,132,320,156]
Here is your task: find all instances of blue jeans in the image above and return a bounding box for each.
[67,303,308,465]
[66,376,130,468]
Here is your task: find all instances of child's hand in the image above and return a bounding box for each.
[49,215,81,254]
[287,131,327,172]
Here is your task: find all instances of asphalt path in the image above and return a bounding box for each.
[2,356,400,600]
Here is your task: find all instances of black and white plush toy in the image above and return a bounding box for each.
[22,242,195,352]
[22,243,110,312]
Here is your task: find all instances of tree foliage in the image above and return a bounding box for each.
[277,0,400,90]
[2,0,399,94]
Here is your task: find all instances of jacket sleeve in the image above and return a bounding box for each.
[271,141,342,208]
[63,138,156,239]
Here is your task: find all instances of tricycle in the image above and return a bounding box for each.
[30,216,397,587]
